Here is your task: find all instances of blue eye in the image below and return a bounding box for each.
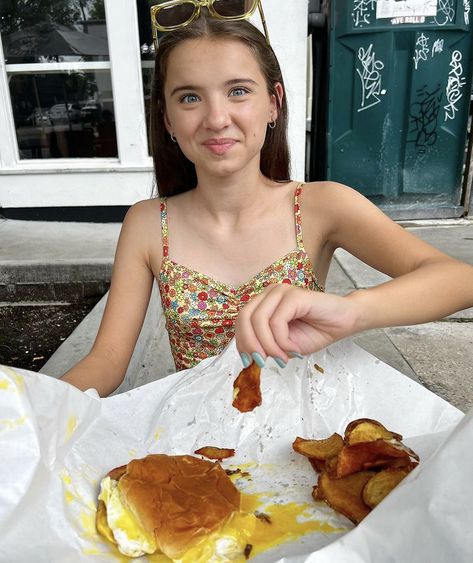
[180,93,200,104]
[229,87,249,97]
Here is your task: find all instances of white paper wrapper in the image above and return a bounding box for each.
[1,339,470,563]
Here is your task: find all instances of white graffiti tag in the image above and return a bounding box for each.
[464,0,471,25]
[352,0,377,27]
[413,33,429,70]
[435,0,456,26]
[432,39,444,57]
[444,51,466,121]
[357,44,386,112]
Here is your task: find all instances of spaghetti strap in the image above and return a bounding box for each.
[294,183,304,249]
[159,197,169,258]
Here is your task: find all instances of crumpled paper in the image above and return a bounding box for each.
[0,339,470,563]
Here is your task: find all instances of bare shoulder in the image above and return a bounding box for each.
[302,181,448,277]
[302,181,365,210]
[121,198,161,235]
[299,181,358,240]
[118,198,162,271]
[301,180,395,238]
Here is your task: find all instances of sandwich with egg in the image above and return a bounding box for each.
[96,453,256,560]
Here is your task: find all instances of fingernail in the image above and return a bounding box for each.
[240,352,251,368]
[274,357,287,368]
[251,352,266,368]
[288,351,304,359]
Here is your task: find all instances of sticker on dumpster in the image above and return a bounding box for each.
[377,0,438,19]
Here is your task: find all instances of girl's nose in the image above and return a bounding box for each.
[202,99,231,131]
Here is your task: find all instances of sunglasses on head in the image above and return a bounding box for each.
[150,0,270,47]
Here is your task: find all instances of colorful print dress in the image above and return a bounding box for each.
[158,184,324,371]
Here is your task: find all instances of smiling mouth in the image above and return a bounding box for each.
[202,139,237,155]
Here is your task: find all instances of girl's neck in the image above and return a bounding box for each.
[191,166,277,219]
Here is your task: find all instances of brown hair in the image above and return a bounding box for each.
[150,15,290,197]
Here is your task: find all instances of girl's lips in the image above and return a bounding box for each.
[202,139,237,155]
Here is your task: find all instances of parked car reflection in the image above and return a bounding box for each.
[26,108,51,127]
[49,103,81,124]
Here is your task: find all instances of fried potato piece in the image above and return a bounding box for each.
[232,363,262,413]
[313,471,374,524]
[344,418,403,445]
[324,455,339,476]
[194,446,235,460]
[335,439,418,478]
[362,468,409,508]
[292,434,344,465]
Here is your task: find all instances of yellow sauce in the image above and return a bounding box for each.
[80,463,344,561]
[0,415,27,430]
[0,379,10,391]
[65,416,77,442]
[238,492,343,560]
[0,368,25,393]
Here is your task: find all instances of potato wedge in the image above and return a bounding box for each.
[335,439,417,478]
[232,363,262,413]
[362,468,410,508]
[194,446,235,460]
[324,455,339,476]
[292,433,344,462]
[313,470,374,524]
[344,418,403,445]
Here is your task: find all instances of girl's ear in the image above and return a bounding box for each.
[164,111,172,135]
[270,82,284,120]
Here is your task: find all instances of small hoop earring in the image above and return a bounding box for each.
[170,132,177,142]
[268,119,276,129]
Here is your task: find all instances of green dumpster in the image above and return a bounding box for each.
[326,0,473,218]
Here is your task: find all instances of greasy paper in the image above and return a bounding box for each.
[0,339,468,563]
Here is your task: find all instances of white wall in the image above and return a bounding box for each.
[0,0,308,209]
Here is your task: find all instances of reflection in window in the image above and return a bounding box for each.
[0,0,109,64]
[10,71,117,159]
[138,0,156,153]
[1,1,117,159]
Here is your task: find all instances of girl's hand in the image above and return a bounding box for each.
[235,284,362,366]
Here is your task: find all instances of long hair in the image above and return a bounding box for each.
[150,15,290,197]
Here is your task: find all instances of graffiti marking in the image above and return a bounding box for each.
[413,33,429,70]
[356,44,386,112]
[431,39,444,57]
[464,0,471,25]
[352,0,376,27]
[435,0,456,26]
[408,84,442,152]
[444,51,466,121]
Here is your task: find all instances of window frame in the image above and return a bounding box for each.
[0,0,152,173]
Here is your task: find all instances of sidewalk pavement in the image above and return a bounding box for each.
[1,217,472,411]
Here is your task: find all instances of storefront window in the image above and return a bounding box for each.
[0,0,118,159]
[137,0,156,154]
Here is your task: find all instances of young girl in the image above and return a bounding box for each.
[61,6,473,397]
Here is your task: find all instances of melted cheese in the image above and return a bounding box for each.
[98,480,344,561]
[98,477,157,557]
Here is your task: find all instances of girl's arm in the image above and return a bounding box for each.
[235,183,473,363]
[60,201,158,396]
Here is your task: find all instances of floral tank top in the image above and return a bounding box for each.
[158,184,324,371]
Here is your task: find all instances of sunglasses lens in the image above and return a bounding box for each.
[154,2,197,29]
[212,0,256,18]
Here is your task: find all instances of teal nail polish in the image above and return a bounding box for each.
[288,351,304,359]
[274,357,287,368]
[251,352,266,368]
[240,352,251,368]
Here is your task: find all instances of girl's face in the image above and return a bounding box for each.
[163,37,282,179]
